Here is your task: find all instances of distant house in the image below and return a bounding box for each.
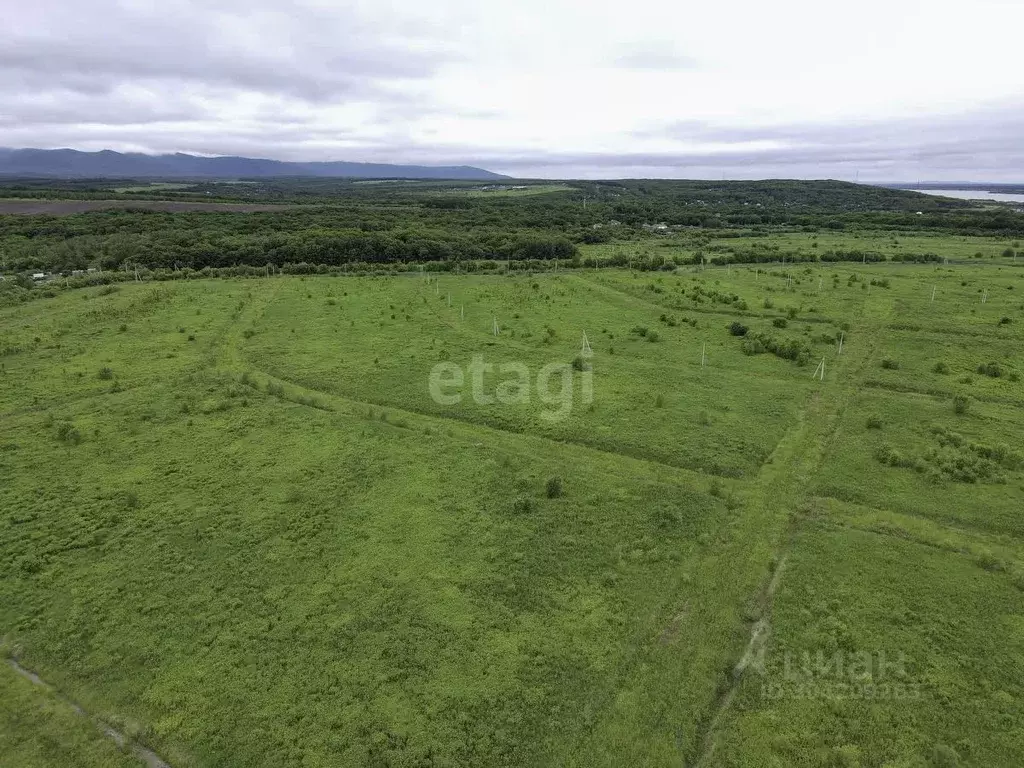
[32,273,46,281]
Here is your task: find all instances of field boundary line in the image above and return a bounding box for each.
[236,364,727,486]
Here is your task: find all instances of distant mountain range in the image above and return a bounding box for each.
[0,148,507,180]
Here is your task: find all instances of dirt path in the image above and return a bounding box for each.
[691,294,885,766]
[6,658,172,768]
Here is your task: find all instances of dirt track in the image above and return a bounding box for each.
[0,199,299,215]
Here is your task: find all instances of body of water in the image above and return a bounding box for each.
[907,188,1024,204]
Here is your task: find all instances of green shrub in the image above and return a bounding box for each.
[881,358,899,370]
[97,366,114,380]
[866,416,883,430]
[741,336,767,355]
[874,443,913,469]
[55,422,82,445]
[511,495,536,514]
[545,476,564,498]
[953,394,970,415]
[740,331,811,364]
[728,321,748,336]
[772,318,788,329]
[932,362,950,374]
[976,361,1003,378]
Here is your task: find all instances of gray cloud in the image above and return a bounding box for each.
[374,107,1024,180]
[646,107,1024,155]
[6,99,1024,180]
[2,2,1022,180]
[0,87,203,127]
[3,1,456,102]
[611,42,699,70]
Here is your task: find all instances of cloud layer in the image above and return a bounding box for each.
[3,0,1024,179]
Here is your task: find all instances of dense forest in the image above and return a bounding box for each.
[1,178,1022,276]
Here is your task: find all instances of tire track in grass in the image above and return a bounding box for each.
[6,658,172,768]
[691,294,885,767]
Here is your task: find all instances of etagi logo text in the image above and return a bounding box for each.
[428,354,592,422]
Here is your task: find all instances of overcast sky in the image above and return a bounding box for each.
[3,0,1024,180]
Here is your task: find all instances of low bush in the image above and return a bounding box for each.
[511,495,536,514]
[976,361,1003,378]
[55,422,82,445]
[740,332,811,365]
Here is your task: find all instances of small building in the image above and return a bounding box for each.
[32,273,46,281]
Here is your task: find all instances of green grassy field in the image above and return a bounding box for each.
[1,259,1022,766]
[581,231,1023,267]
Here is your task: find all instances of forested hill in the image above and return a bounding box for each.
[0,148,506,180]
